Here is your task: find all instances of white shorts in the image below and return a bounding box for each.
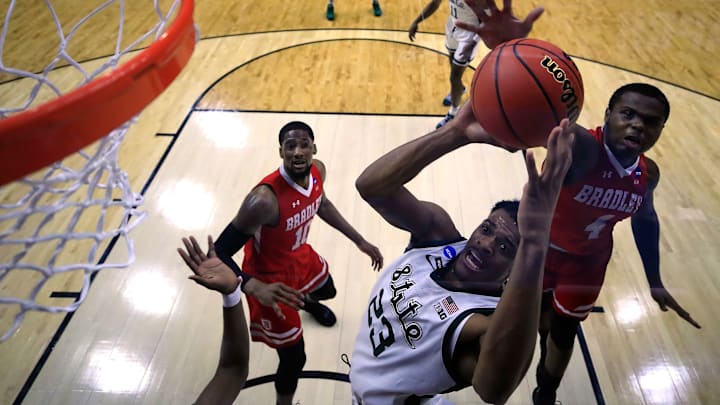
[444,16,480,66]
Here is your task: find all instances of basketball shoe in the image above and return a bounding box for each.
[326,3,335,20]
[303,301,337,327]
[532,387,562,405]
[442,86,466,106]
[436,113,455,129]
[372,1,382,16]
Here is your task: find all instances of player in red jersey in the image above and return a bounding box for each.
[208,121,383,405]
[530,83,702,404]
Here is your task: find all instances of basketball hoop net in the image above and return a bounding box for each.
[0,0,196,341]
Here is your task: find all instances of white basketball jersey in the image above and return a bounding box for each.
[350,239,500,404]
[448,0,480,26]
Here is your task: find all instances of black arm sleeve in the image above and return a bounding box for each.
[214,223,254,289]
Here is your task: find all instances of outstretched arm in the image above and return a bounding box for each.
[177,235,250,405]
[455,0,545,49]
[631,159,701,328]
[213,185,276,282]
[356,103,515,244]
[314,159,384,270]
[408,0,443,41]
[473,121,574,404]
[215,187,304,315]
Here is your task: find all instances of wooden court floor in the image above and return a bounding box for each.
[1,0,719,404]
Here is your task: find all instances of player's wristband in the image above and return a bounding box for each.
[223,276,244,308]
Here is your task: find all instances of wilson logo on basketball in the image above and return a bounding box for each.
[540,55,581,122]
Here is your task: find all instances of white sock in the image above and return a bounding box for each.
[449,105,459,116]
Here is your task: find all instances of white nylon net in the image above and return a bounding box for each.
[0,0,183,342]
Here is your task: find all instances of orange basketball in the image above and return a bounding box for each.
[470,38,584,149]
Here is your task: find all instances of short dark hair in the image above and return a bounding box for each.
[608,83,670,122]
[491,200,520,224]
[279,121,314,145]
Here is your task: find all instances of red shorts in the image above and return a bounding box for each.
[245,247,329,348]
[543,247,612,320]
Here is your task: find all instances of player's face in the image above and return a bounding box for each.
[280,130,316,179]
[603,92,666,164]
[454,208,520,288]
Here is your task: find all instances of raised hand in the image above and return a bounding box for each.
[178,235,239,295]
[650,286,701,329]
[517,119,574,235]
[455,0,545,49]
[449,103,520,152]
[177,235,304,318]
[357,240,384,271]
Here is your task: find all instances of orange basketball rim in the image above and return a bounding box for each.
[0,0,196,186]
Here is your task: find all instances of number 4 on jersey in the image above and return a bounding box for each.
[584,214,615,239]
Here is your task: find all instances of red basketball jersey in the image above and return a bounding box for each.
[549,127,648,255]
[242,164,324,278]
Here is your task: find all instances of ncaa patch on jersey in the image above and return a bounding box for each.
[442,245,457,259]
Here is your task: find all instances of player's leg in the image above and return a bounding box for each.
[438,27,477,128]
[300,251,337,326]
[533,309,579,405]
[326,0,335,20]
[438,71,464,127]
[245,294,304,404]
[442,17,461,107]
[533,249,610,405]
[449,63,467,106]
[448,32,479,108]
[275,338,308,405]
[307,273,336,301]
[535,292,553,385]
[442,54,462,107]
[303,275,337,326]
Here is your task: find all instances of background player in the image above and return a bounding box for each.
[408,0,543,129]
[326,0,382,21]
[212,121,383,405]
[530,83,702,404]
[350,103,575,403]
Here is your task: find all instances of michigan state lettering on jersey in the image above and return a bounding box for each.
[388,264,423,349]
[351,240,501,402]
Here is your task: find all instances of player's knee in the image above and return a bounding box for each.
[308,276,336,301]
[275,339,307,395]
[549,312,579,350]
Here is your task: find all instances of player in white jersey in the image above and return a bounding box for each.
[351,99,575,404]
[408,0,544,129]
[172,104,574,404]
